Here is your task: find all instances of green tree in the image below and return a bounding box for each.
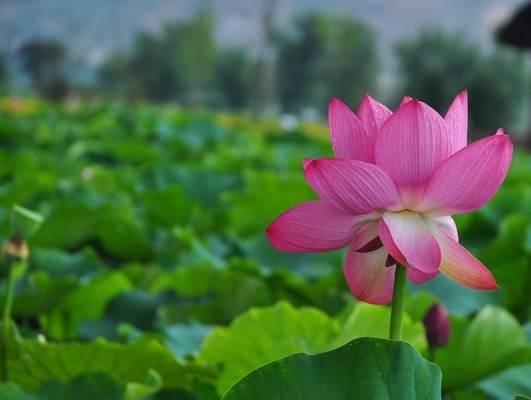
[395,30,529,132]
[127,31,176,101]
[164,10,216,105]
[276,14,378,112]
[97,52,130,97]
[99,10,216,104]
[18,39,69,100]
[467,49,529,132]
[0,52,6,90]
[215,48,252,109]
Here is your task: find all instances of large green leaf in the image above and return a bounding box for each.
[32,204,152,262]
[200,301,426,395]
[44,271,132,339]
[222,338,442,400]
[0,383,33,400]
[0,371,160,400]
[7,337,214,393]
[435,306,531,391]
[200,301,338,394]
[152,262,275,324]
[34,373,125,400]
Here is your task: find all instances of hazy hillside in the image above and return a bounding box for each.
[1,0,525,65]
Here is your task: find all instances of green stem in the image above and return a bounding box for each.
[389,264,407,341]
[1,261,17,382]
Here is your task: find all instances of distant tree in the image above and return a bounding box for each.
[253,0,278,114]
[467,49,529,132]
[395,30,529,132]
[97,52,130,96]
[164,10,216,105]
[128,31,176,101]
[395,31,481,114]
[276,14,378,112]
[18,39,69,100]
[100,10,216,104]
[215,48,252,109]
[0,52,6,90]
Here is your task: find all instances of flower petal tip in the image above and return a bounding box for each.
[398,96,414,108]
[328,97,344,108]
[479,278,499,291]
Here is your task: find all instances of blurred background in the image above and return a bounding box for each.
[0,1,530,399]
[0,0,530,138]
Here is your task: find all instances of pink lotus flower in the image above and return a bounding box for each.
[266,91,513,304]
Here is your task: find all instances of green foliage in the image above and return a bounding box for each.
[0,102,528,398]
[100,10,216,104]
[276,14,378,112]
[0,52,6,89]
[214,49,253,109]
[0,371,162,400]
[200,301,338,394]
[434,306,531,391]
[18,39,69,101]
[222,338,442,400]
[226,170,315,237]
[479,364,531,400]
[395,30,530,132]
[43,271,132,339]
[4,334,213,393]
[200,301,426,395]
[30,373,124,400]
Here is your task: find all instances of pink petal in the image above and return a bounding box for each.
[328,98,373,162]
[399,96,414,108]
[374,100,452,207]
[432,229,498,290]
[304,158,401,215]
[344,246,396,304]
[431,216,458,241]
[351,221,379,250]
[377,218,407,265]
[407,267,439,285]
[266,200,366,253]
[378,211,441,275]
[302,158,312,170]
[357,94,393,135]
[444,90,468,154]
[419,133,513,216]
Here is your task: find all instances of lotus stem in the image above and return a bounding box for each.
[1,260,17,382]
[389,264,407,340]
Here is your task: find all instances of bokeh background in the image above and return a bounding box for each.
[0,1,530,399]
[1,0,530,138]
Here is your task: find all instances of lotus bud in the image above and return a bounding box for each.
[422,303,451,348]
[3,205,43,260]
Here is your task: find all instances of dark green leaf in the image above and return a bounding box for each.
[222,338,441,400]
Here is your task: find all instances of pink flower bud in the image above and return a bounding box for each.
[423,303,451,348]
